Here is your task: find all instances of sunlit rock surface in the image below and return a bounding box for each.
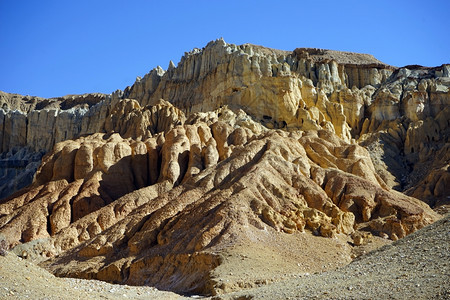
[0,39,448,295]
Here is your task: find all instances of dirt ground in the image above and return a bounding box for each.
[0,215,447,300]
[0,252,186,300]
[218,214,450,300]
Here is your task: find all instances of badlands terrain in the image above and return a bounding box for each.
[1,214,447,299]
[0,39,449,298]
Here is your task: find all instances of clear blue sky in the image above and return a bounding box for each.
[1,0,449,98]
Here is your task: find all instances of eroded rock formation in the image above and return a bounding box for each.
[0,39,448,295]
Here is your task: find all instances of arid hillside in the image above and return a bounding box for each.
[0,213,447,299]
[0,39,449,296]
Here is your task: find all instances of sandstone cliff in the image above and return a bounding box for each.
[1,39,448,201]
[0,39,448,295]
[2,107,438,294]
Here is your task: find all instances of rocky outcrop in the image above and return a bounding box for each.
[0,91,44,113]
[0,39,448,295]
[358,66,450,199]
[122,40,364,142]
[2,40,449,203]
[0,96,187,200]
[104,98,186,139]
[0,94,108,154]
[0,92,109,157]
[0,91,107,113]
[119,40,449,203]
[41,125,436,294]
[0,93,112,199]
[1,107,439,294]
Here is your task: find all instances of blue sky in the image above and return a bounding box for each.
[1,0,449,98]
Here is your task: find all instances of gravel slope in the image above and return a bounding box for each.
[1,215,448,300]
[0,252,187,300]
[217,214,450,300]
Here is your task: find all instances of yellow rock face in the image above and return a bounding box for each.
[0,40,448,295]
[0,106,440,294]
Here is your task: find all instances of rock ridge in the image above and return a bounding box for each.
[1,106,440,295]
[0,38,448,296]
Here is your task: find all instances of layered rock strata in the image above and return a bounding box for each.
[1,105,440,294]
[121,41,449,199]
[1,39,448,202]
[0,93,110,196]
[0,39,448,295]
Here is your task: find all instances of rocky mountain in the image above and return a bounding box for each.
[0,39,448,296]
